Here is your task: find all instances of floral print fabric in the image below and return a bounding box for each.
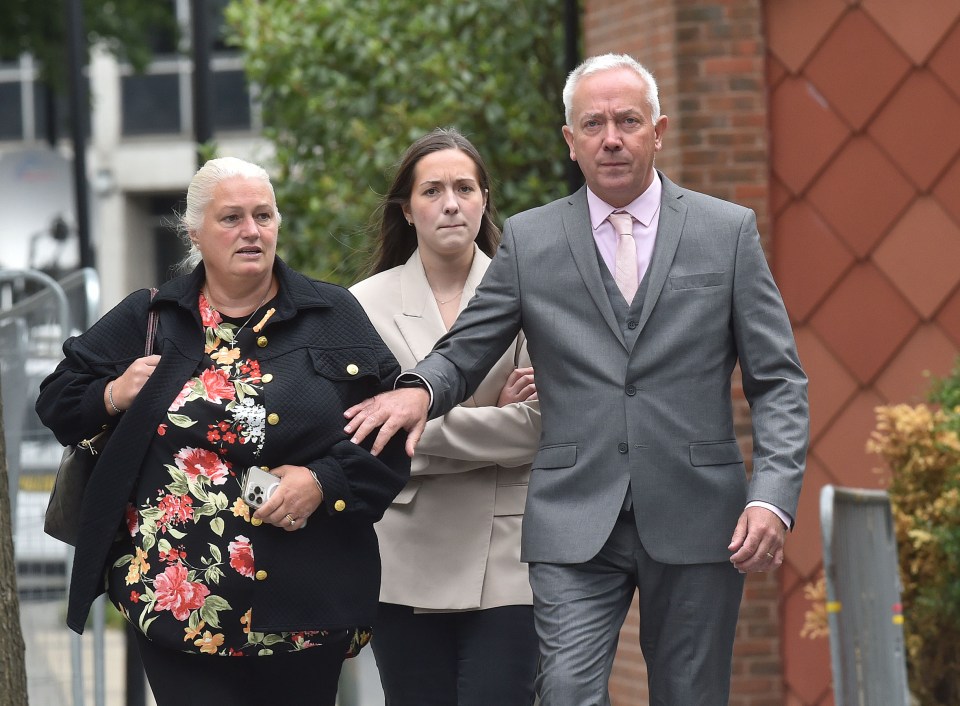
[108,293,369,657]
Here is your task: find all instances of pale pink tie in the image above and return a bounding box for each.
[609,211,638,302]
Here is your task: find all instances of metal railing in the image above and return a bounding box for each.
[820,485,910,706]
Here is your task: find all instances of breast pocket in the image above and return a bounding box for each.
[668,272,726,290]
[309,347,383,382]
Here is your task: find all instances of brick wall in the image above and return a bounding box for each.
[582,1,781,704]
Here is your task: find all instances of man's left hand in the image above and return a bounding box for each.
[727,506,786,573]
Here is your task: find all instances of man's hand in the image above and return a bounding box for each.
[728,506,786,573]
[343,387,430,457]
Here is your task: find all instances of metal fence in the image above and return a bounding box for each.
[0,267,120,706]
[820,484,911,706]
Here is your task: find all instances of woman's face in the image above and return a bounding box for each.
[192,176,278,285]
[402,148,487,260]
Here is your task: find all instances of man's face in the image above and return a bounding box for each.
[562,67,668,207]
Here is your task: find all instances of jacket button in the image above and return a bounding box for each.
[261,373,274,383]
[627,319,639,330]
[625,385,636,396]
[618,443,628,454]
[251,517,263,527]
[257,336,268,348]
[346,363,359,376]
[334,499,346,512]
[267,413,280,425]
[255,570,268,581]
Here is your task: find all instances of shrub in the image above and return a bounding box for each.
[867,360,960,705]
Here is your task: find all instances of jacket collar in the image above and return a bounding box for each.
[153,257,333,323]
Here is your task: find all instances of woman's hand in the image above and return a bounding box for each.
[497,366,537,407]
[104,354,162,414]
[253,465,324,532]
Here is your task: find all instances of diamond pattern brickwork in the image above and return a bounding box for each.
[765,1,960,703]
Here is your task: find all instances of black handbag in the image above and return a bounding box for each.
[43,291,159,546]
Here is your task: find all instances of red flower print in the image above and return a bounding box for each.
[158,423,168,436]
[206,429,221,443]
[222,431,237,444]
[130,590,141,603]
[228,536,255,578]
[168,381,193,412]
[245,359,262,382]
[174,447,229,485]
[158,494,194,528]
[199,293,222,328]
[124,504,139,536]
[199,367,235,404]
[153,563,210,621]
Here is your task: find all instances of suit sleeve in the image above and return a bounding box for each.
[731,209,809,520]
[415,221,525,417]
[412,334,540,474]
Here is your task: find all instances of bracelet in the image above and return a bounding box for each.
[309,470,324,502]
[107,381,124,415]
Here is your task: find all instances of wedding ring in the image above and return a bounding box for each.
[285,513,296,526]
[765,552,775,559]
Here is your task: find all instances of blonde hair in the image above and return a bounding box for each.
[176,157,282,272]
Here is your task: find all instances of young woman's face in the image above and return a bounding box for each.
[403,149,487,260]
[192,176,278,284]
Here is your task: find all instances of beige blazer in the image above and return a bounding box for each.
[350,247,540,610]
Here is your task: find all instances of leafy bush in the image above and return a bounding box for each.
[868,360,960,705]
[224,0,570,285]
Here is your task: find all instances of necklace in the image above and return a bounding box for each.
[204,285,271,333]
[433,288,464,306]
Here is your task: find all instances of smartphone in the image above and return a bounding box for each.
[242,466,279,509]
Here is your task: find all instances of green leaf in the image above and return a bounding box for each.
[210,517,225,537]
[167,413,197,429]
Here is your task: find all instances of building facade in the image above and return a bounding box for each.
[583,1,960,704]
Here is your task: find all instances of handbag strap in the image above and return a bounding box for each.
[145,288,159,356]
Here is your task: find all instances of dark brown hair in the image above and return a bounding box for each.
[369,127,500,274]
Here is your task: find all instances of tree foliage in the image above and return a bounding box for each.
[0,0,175,89]
[225,0,570,285]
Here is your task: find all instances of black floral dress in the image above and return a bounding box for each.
[107,292,369,657]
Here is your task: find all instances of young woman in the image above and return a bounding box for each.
[350,128,541,705]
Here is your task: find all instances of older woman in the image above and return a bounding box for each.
[36,157,409,705]
[350,128,541,705]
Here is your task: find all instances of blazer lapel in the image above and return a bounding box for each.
[635,173,686,336]
[393,251,444,362]
[561,189,626,347]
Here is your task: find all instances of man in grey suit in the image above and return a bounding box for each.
[345,53,808,705]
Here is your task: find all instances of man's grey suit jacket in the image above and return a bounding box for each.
[415,173,809,566]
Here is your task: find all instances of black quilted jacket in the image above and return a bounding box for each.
[36,259,410,634]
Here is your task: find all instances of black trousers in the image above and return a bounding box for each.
[372,602,539,706]
[135,630,347,706]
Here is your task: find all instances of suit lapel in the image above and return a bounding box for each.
[561,189,626,348]
[636,173,686,336]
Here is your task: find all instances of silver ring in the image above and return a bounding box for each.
[765,551,775,559]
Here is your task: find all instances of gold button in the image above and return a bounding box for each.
[257,336,268,348]
[260,466,269,471]
[334,499,346,512]
[255,570,268,581]
[346,363,359,376]
[261,373,274,383]
[267,413,279,425]
[251,517,263,527]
